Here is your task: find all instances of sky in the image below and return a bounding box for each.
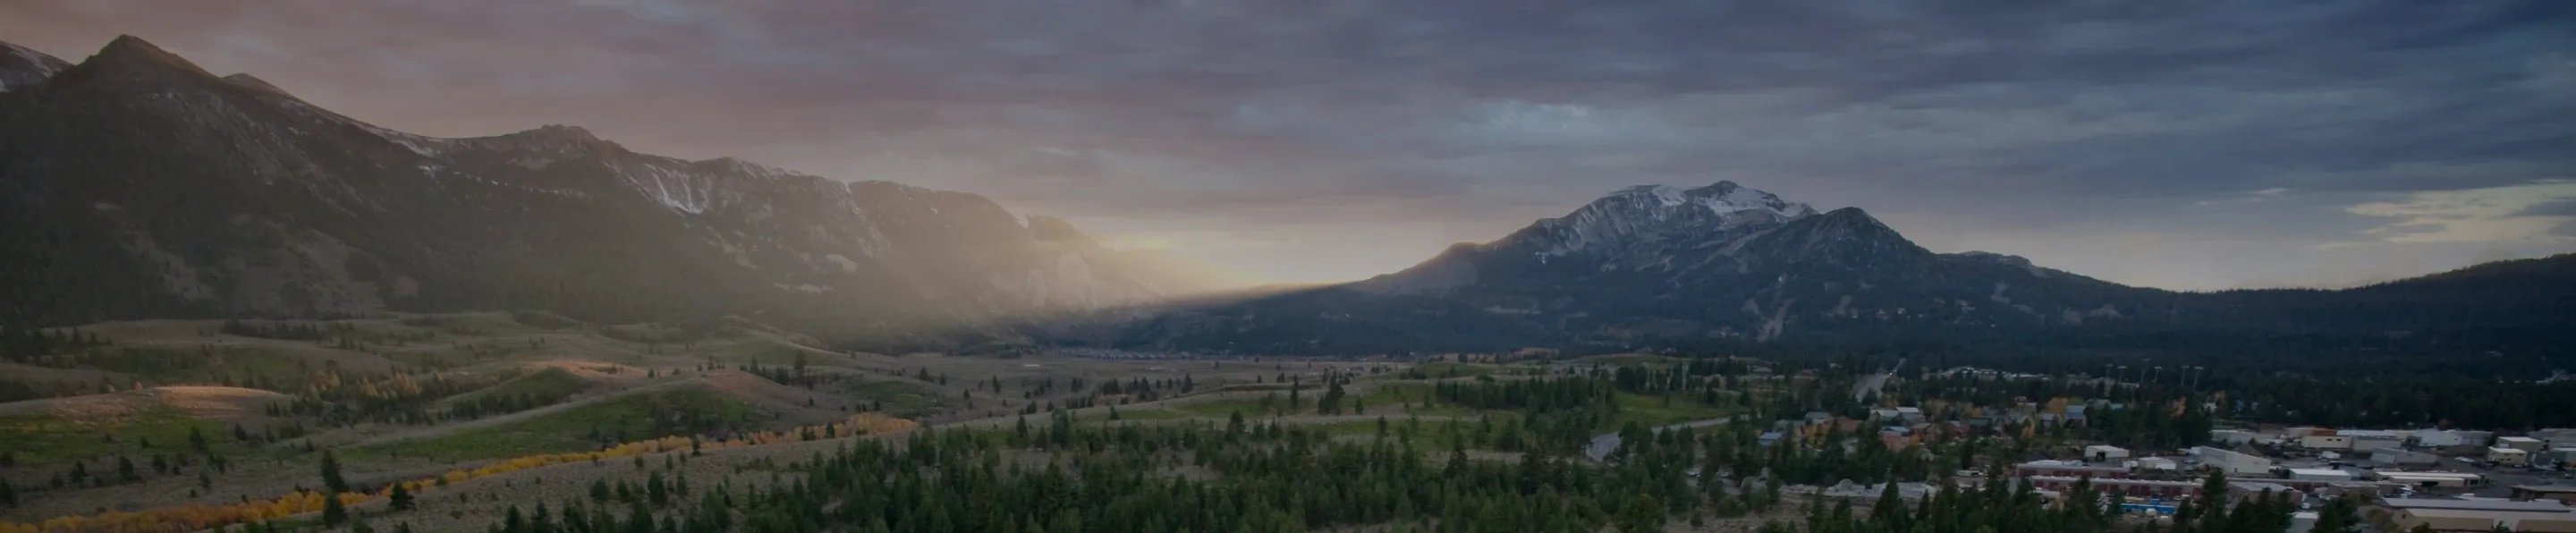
[5,0,2573,291]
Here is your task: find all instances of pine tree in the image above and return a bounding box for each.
[2196,470,2233,532]
[116,455,139,482]
[320,450,349,494]
[647,470,669,507]
[2310,495,2361,533]
[322,494,350,526]
[390,482,416,511]
[1619,492,1665,533]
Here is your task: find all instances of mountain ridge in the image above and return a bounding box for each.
[0,36,1243,349]
[6,35,2565,358]
[1054,182,2573,356]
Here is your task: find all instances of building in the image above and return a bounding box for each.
[2289,468,2356,482]
[2351,435,2406,453]
[2381,499,2576,532]
[2193,446,2275,476]
[2372,449,2441,467]
[2087,444,2131,461]
[2493,447,2534,466]
[1879,427,1914,449]
[2232,482,2297,501]
[2503,436,2548,452]
[2211,429,2260,445]
[2416,430,2495,448]
[2377,471,2487,489]
[2025,476,2200,499]
[2515,486,2576,505]
[2388,508,2576,532]
[2302,435,2355,450]
[2340,429,2411,440]
[2135,457,2181,471]
[2017,460,2132,479]
[2290,512,2318,533]
[2535,428,2576,449]
[2323,482,2388,499]
[2384,498,2572,512]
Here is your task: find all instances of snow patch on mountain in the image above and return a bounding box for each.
[0,40,72,92]
[1529,182,1818,258]
[1622,182,1817,219]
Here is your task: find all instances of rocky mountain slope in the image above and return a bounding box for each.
[0,36,1239,347]
[1062,182,2575,355]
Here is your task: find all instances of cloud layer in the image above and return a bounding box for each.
[6,0,2572,289]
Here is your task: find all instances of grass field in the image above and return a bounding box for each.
[358,389,756,461]
[53,345,309,386]
[443,368,589,407]
[401,312,556,337]
[1375,362,1497,381]
[841,378,944,418]
[0,406,245,464]
[1174,397,1296,418]
[1085,407,1192,422]
[1612,392,1734,427]
[1352,383,1477,415]
[717,340,824,366]
[1307,415,1503,450]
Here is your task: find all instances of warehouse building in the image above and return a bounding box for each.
[2372,449,2440,467]
[2377,471,2486,489]
[2024,476,2201,499]
[2301,435,2354,450]
[2210,429,2260,445]
[2288,468,2355,482]
[2389,508,2576,532]
[2016,460,2133,479]
[2380,499,2576,532]
[2191,446,2275,476]
[2086,444,2131,461]
[2518,486,2576,505]
[2415,430,2494,448]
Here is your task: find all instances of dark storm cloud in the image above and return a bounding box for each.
[2521,199,2576,218]
[4,0,2572,288]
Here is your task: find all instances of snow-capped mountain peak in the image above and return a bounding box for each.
[1613,182,1817,220]
[1521,181,1819,257]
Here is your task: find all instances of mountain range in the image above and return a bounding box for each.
[0,36,1241,349]
[5,36,2570,357]
[1049,182,2576,356]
